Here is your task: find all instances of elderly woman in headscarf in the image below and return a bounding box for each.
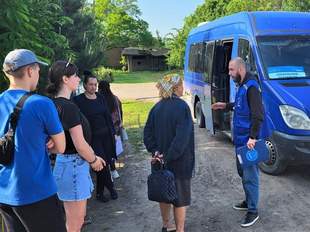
[144,74,195,232]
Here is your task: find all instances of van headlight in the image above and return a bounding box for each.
[279,105,310,130]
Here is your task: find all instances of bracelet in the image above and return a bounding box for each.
[89,156,97,165]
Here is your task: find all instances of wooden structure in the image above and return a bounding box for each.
[122,47,169,72]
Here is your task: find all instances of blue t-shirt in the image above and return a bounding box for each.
[0,89,63,206]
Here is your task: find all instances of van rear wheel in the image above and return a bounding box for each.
[195,101,205,128]
[259,139,288,175]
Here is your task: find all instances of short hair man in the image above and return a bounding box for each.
[0,49,66,232]
[212,57,266,227]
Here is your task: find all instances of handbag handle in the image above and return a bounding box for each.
[151,158,166,171]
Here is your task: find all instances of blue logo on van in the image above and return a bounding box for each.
[246,149,258,161]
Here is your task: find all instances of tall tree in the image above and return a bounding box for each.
[282,0,310,11]
[167,0,230,68]
[0,0,71,91]
[94,0,153,48]
[166,0,310,68]
[60,0,106,71]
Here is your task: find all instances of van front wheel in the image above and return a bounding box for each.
[259,139,288,175]
[195,101,205,128]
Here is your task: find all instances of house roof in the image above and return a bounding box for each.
[122,47,169,57]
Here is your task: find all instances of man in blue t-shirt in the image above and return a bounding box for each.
[0,49,66,232]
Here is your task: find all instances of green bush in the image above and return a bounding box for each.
[93,67,115,82]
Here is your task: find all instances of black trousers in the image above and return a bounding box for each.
[110,158,116,171]
[0,194,66,232]
[96,166,114,195]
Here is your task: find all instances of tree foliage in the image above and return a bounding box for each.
[0,0,156,92]
[94,0,154,48]
[166,0,310,68]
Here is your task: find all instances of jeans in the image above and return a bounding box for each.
[236,147,259,213]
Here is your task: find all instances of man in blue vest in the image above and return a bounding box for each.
[212,57,264,227]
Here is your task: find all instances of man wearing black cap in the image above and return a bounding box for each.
[0,49,66,232]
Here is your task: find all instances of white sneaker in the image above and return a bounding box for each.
[111,170,120,179]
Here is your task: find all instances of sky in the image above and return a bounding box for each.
[137,0,204,37]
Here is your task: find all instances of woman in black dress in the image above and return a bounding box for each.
[98,80,124,178]
[74,75,118,202]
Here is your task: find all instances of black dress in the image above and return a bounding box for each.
[74,93,116,164]
[74,93,116,196]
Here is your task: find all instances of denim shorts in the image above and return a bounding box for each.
[53,154,94,201]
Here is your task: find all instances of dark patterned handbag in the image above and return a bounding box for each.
[147,161,177,203]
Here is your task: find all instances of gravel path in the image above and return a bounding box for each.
[83,84,310,232]
[111,83,159,101]
[85,124,310,232]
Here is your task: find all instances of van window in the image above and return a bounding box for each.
[188,42,205,73]
[257,36,310,79]
[188,44,195,72]
[203,42,215,83]
[196,43,205,73]
[238,39,256,72]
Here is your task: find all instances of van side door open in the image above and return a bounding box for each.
[203,41,215,134]
[210,40,233,134]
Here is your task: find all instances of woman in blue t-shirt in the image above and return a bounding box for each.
[47,60,105,232]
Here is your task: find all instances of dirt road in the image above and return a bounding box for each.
[85,124,310,232]
[111,83,159,101]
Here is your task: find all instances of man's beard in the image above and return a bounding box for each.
[232,73,241,84]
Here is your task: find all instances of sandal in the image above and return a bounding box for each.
[162,227,176,232]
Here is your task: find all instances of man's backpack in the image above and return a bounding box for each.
[0,92,32,165]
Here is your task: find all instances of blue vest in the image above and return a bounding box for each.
[233,79,266,147]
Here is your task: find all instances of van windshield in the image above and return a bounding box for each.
[257,36,310,80]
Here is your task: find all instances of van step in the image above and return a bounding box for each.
[221,130,231,138]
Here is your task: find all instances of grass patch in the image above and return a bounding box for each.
[113,71,164,84]
[122,100,155,152]
[112,70,183,84]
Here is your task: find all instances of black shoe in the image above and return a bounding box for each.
[161,227,176,232]
[240,212,259,227]
[110,189,118,200]
[233,201,248,211]
[83,215,92,226]
[96,193,109,203]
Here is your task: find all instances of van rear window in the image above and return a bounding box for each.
[257,36,310,80]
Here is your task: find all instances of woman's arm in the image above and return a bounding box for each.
[143,108,158,155]
[69,125,105,171]
[48,132,66,154]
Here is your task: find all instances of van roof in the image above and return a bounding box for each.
[189,11,310,37]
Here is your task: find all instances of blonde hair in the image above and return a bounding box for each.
[156,74,183,99]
